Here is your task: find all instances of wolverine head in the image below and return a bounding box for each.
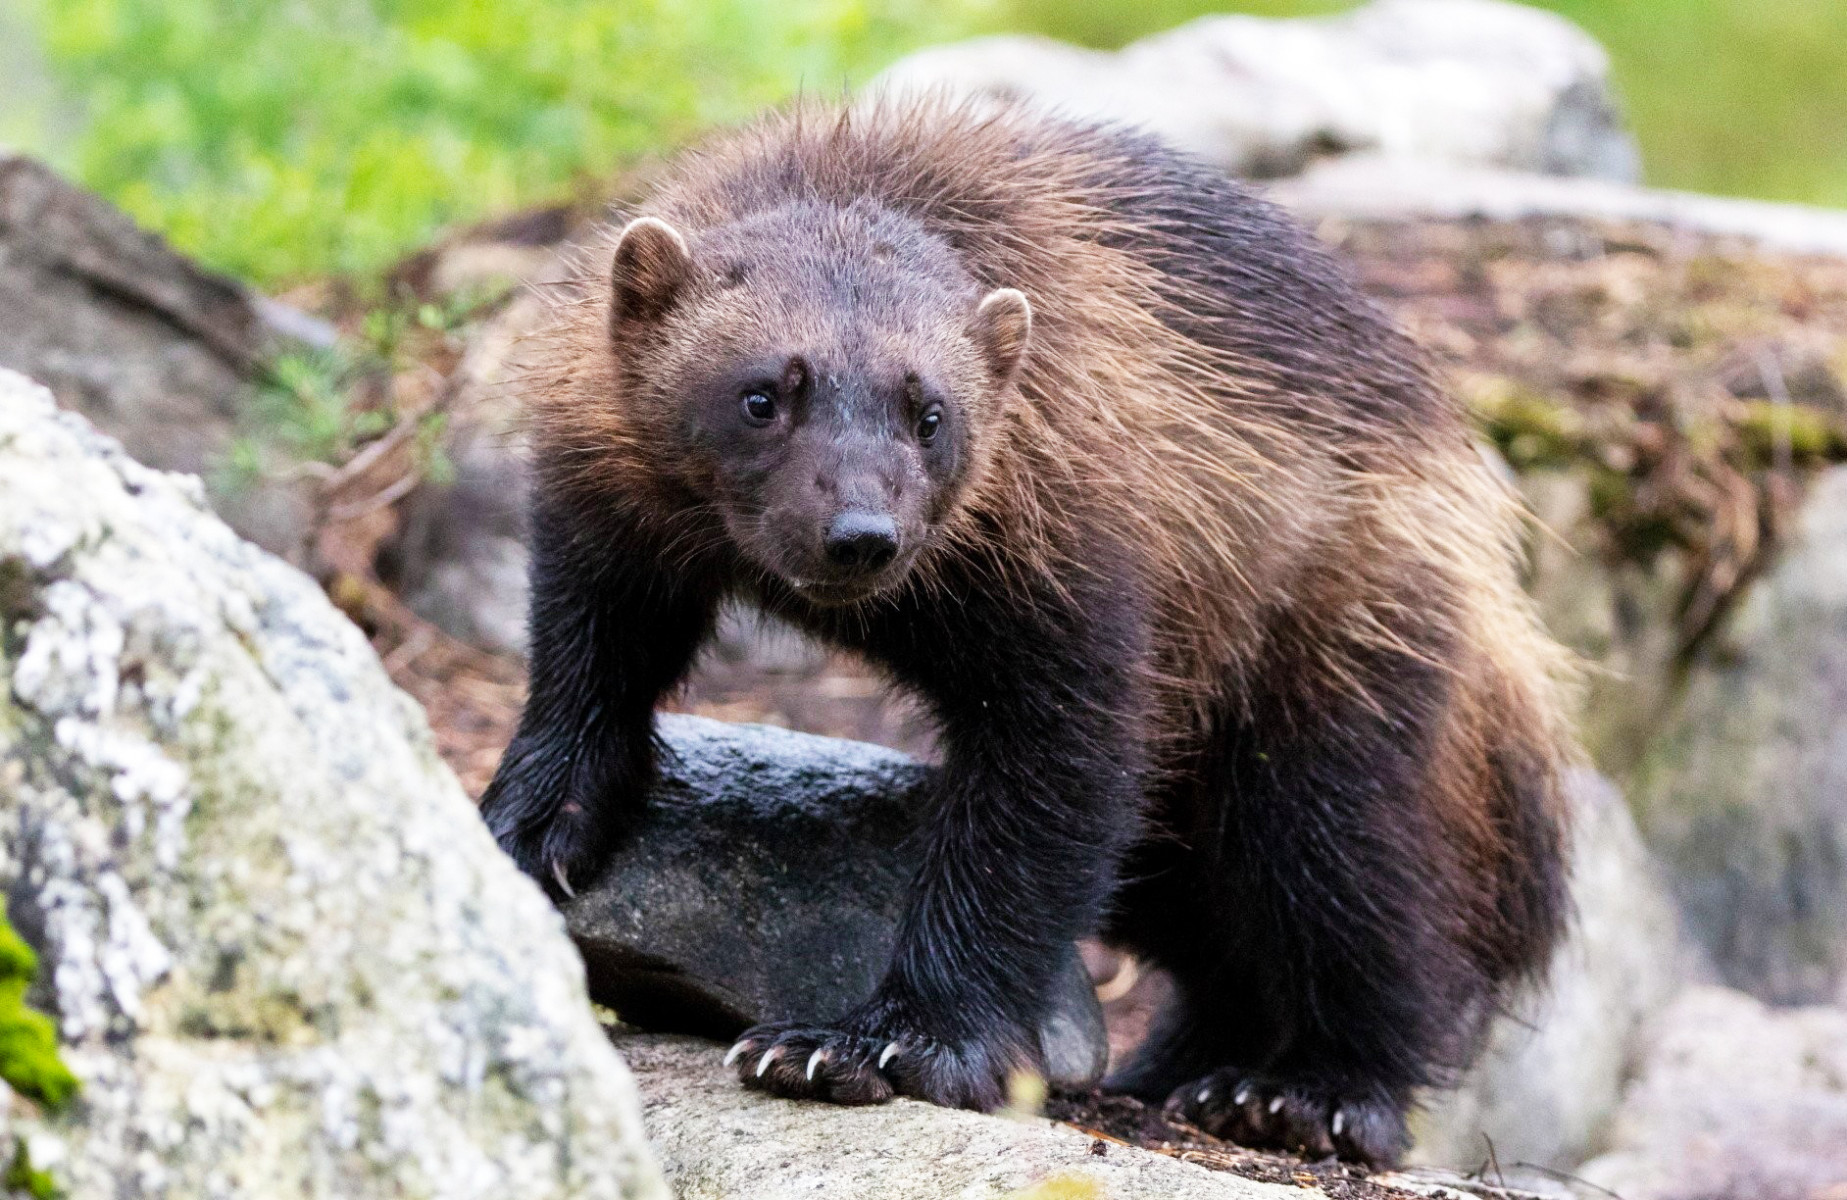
[604,203,1030,605]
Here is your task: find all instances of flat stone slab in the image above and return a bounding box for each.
[623,1034,1392,1200]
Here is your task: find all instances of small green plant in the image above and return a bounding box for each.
[0,902,78,1113]
[220,344,387,494]
[258,349,383,466]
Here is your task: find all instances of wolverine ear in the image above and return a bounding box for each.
[610,217,691,325]
[968,288,1032,383]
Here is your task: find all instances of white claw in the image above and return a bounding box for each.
[1269,1095,1286,1114]
[806,1048,827,1081]
[756,1046,782,1078]
[1195,1086,1212,1105]
[1331,1109,1346,1137]
[878,1041,902,1070]
[723,1041,750,1067]
[1234,1085,1253,1106]
[550,860,577,899]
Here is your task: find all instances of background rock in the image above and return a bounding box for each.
[564,714,1108,1089]
[1411,771,1690,1175]
[1270,156,1847,258]
[0,369,666,1199]
[1575,986,1847,1200]
[385,291,545,658]
[874,0,1638,182]
[1626,465,1847,1005]
[0,156,333,563]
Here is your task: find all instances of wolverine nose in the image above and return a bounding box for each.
[824,512,900,571]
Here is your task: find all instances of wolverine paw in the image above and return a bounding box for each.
[726,1015,1027,1110]
[490,797,614,902]
[1165,1070,1408,1166]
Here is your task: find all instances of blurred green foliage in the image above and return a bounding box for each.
[5,0,986,284]
[4,0,1845,288]
[1536,0,1847,209]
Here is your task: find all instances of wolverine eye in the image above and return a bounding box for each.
[916,406,943,443]
[741,387,777,424]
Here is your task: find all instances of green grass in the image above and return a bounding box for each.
[4,0,988,285]
[1538,0,1847,207]
[4,0,1845,288]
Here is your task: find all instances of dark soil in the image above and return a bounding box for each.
[1045,1089,1417,1198]
[1045,1087,1552,1197]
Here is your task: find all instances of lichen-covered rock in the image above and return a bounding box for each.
[563,714,1108,1089]
[0,369,667,1199]
[874,0,1638,182]
[1627,466,1847,1004]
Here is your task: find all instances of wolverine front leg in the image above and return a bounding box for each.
[730,576,1148,1108]
[481,503,717,896]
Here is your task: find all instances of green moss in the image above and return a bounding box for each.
[0,903,77,1113]
[4,1143,59,1200]
[1735,400,1847,466]
[1467,377,1587,471]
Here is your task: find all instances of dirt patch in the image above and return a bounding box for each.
[1044,1090,1510,1199]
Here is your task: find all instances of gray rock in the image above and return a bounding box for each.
[1269,156,1847,260]
[1516,467,1688,778]
[394,416,532,655]
[1626,465,1847,1005]
[1412,771,1690,1175]
[563,714,1109,1089]
[0,369,667,1199]
[390,293,545,656]
[0,156,334,562]
[622,1033,1393,1200]
[1575,986,1847,1200]
[874,0,1638,182]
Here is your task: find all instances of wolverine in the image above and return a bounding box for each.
[480,97,1574,1165]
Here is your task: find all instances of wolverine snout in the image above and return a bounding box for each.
[822,511,900,573]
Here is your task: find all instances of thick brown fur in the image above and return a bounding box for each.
[485,96,1577,1165]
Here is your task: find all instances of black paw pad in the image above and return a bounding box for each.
[1164,1070,1408,1165]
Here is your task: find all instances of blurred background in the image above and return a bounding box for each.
[1,0,1844,287]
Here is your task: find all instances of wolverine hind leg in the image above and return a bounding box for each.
[1105,636,1523,1166]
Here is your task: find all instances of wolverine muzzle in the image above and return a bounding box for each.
[823,511,900,573]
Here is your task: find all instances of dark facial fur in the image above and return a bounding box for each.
[605,203,1029,606]
[481,97,1576,1168]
